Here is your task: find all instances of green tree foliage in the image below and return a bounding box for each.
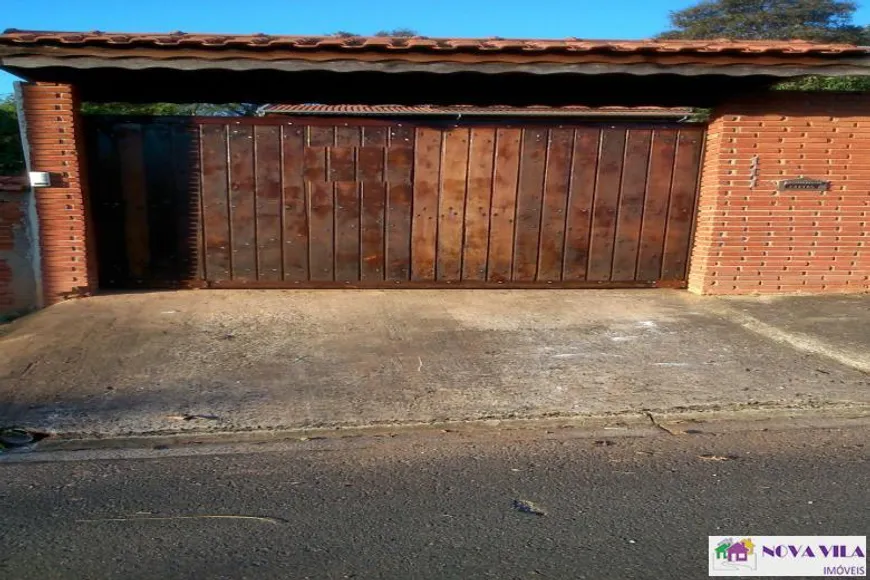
[374,28,418,37]
[81,102,196,115]
[0,95,24,174]
[660,0,866,42]
[81,102,259,116]
[659,0,870,92]
[331,29,419,38]
[776,74,870,90]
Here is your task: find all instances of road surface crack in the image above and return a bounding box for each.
[645,412,679,435]
[77,514,287,525]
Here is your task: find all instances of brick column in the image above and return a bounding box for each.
[17,82,96,305]
[688,92,870,295]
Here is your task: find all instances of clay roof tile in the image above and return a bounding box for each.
[0,29,866,57]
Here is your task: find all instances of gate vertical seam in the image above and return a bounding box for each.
[252,125,260,281]
[197,124,208,282]
[357,179,363,282]
[510,129,525,281]
[609,129,629,281]
[356,128,361,281]
[305,126,313,281]
[535,129,551,282]
[584,129,603,281]
[330,128,337,281]
[383,126,391,281]
[409,127,417,279]
[435,129,446,281]
[332,186,338,281]
[408,125,420,282]
[278,124,286,280]
[459,129,473,281]
[355,128,362,282]
[484,129,499,282]
[225,124,235,279]
[632,129,655,280]
[382,129,388,281]
[660,129,681,281]
[560,129,578,281]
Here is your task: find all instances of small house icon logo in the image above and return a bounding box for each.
[710,535,866,576]
[712,537,757,572]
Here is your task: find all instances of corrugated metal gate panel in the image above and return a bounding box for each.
[86,116,704,289]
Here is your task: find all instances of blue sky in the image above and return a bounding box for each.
[2,0,869,97]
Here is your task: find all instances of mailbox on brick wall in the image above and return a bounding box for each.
[775,178,831,192]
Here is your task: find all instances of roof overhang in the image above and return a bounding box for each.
[259,104,696,119]
[3,30,869,106]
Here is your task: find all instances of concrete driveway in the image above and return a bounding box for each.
[0,290,868,437]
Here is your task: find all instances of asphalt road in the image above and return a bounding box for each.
[1,422,868,579]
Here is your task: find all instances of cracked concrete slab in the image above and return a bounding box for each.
[0,289,867,437]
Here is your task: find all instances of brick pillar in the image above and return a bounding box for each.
[18,82,96,305]
[688,92,870,295]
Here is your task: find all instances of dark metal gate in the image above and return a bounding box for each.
[85,116,704,289]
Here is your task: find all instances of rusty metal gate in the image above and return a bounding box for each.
[85,116,704,289]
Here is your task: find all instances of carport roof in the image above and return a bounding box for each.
[3,29,869,107]
[1,30,865,56]
[3,29,868,71]
[259,104,695,118]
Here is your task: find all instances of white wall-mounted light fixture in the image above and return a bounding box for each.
[29,172,51,188]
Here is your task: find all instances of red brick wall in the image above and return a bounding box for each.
[689,92,870,295]
[18,82,96,305]
[0,179,24,251]
[0,175,37,316]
